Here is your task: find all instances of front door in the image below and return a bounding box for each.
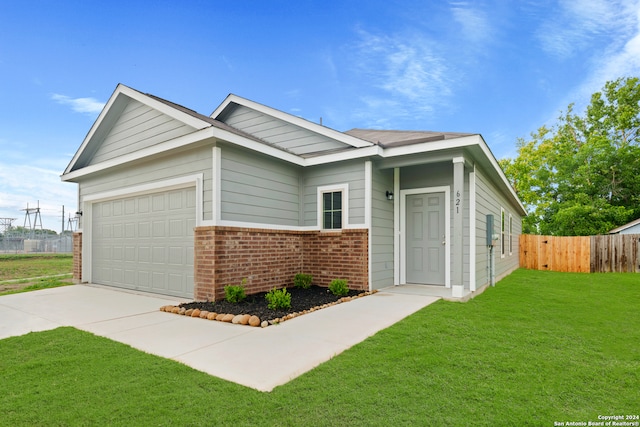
[406,192,446,285]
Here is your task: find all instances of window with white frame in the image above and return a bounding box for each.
[501,208,506,258]
[509,214,513,255]
[318,184,348,230]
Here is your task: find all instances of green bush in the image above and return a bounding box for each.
[328,279,349,296]
[224,279,246,303]
[293,273,313,289]
[265,287,292,310]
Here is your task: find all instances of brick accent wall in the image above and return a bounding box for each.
[72,232,82,282]
[303,229,369,290]
[193,226,368,301]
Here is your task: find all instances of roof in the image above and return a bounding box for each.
[609,217,640,234]
[60,83,526,215]
[345,129,476,148]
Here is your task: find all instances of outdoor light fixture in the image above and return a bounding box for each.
[386,191,394,200]
[76,211,83,216]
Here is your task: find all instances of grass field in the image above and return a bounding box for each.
[0,254,73,295]
[0,269,638,425]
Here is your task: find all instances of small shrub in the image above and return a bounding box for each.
[265,287,292,310]
[224,279,246,303]
[329,279,349,296]
[293,273,313,289]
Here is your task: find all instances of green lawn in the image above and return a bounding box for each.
[0,254,73,296]
[0,269,638,426]
[0,253,72,281]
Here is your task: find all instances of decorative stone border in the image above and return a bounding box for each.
[160,289,378,328]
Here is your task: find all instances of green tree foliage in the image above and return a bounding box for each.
[501,77,640,236]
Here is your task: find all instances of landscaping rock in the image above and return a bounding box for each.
[261,321,269,328]
[222,313,234,323]
[199,310,209,318]
[232,314,244,324]
[249,315,260,326]
[171,306,180,314]
[207,312,217,320]
[178,307,186,315]
[239,314,251,325]
[215,313,226,321]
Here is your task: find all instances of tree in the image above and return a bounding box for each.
[501,77,640,236]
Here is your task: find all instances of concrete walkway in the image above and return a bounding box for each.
[0,284,440,391]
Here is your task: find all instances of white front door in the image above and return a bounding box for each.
[406,192,446,285]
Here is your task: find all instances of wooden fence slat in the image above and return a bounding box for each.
[519,234,638,273]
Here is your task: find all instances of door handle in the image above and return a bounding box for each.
[442,240,446,245]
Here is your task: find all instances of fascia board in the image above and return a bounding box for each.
[119,85,212,130]
[214,124,305,166]
[303,146,382,166]
[63,84,124,175]
[475,137,527,216]
[211,94,373,149]
[61,124,307,182]
[61,127,217,182]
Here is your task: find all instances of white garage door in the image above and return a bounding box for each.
[92,187,195,298]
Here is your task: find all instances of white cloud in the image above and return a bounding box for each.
[51,93,105,115]
[544,0,640,114]
[0,161,77,232]
[349,28,454,126]
[536,0,635,58]
[450,2,492,45]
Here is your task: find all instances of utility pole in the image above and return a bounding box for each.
[62,205,65,234]
[0,218,16,235]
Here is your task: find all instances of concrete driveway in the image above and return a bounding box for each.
[0,284,440,391]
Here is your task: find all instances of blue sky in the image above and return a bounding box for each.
[1,0,639,232]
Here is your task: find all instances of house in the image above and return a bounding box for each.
[609,217,640,235]
[61,84,526,301]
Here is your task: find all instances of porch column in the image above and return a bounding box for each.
[452,157,465,297]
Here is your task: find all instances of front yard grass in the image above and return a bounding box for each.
[0,269,637,425]
[0,253,72,281]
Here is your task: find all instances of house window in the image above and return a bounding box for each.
[317,184,348,230]
[509,214,513,256]
[501,208,506,258]
[323,191,342,229]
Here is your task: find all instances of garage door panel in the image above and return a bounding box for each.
[138,222,150,238]
[92,187,195,298]
[138,196,150,213]
[152,221,165,237]
[152,246,166,264]
[138,271,150,287]
[152,194,165,211]
[113,246,123,261]
[124,270,135,285]
[124,223,136,239]
[152,272,166,290]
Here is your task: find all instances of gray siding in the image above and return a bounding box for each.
[371,165,394,290]
[220,104,349,156]
[220,146,301,226]
[79,145,213,220]
[303,160,366,227]
[474,166,521,288]
[89,98,196,166]
[400,162,471,289]
[618,223,640,234]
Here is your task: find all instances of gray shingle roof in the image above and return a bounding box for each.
[344,129,476,148]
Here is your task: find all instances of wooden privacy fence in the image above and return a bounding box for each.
[520,234,640,273]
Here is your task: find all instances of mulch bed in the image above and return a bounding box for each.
[172,285,370,324]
